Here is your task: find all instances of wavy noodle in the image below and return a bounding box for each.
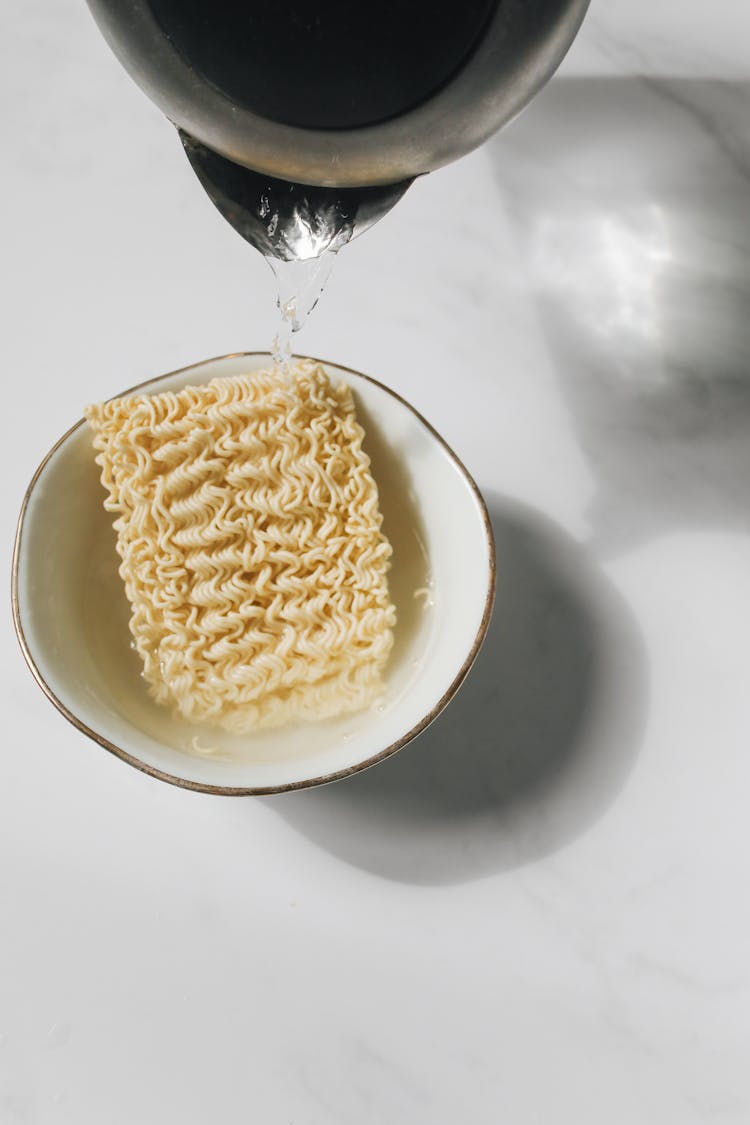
[85,362,396,731]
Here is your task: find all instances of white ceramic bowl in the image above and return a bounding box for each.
[12,353,495,794]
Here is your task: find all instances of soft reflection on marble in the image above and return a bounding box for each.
[267,495,646,884]
[570,2,750,81]
[492,79,750,552]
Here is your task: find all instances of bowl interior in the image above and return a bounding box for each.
[15,354,494,792]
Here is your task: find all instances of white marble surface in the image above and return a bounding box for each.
[3,1,750,1121]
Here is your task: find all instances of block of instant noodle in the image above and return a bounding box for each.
[85,363,396,732]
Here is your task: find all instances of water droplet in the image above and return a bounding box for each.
[267,250,339,366]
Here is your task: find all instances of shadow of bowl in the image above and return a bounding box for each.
[265,493,647,883]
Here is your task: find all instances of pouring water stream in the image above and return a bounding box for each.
[179,133,412,368]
